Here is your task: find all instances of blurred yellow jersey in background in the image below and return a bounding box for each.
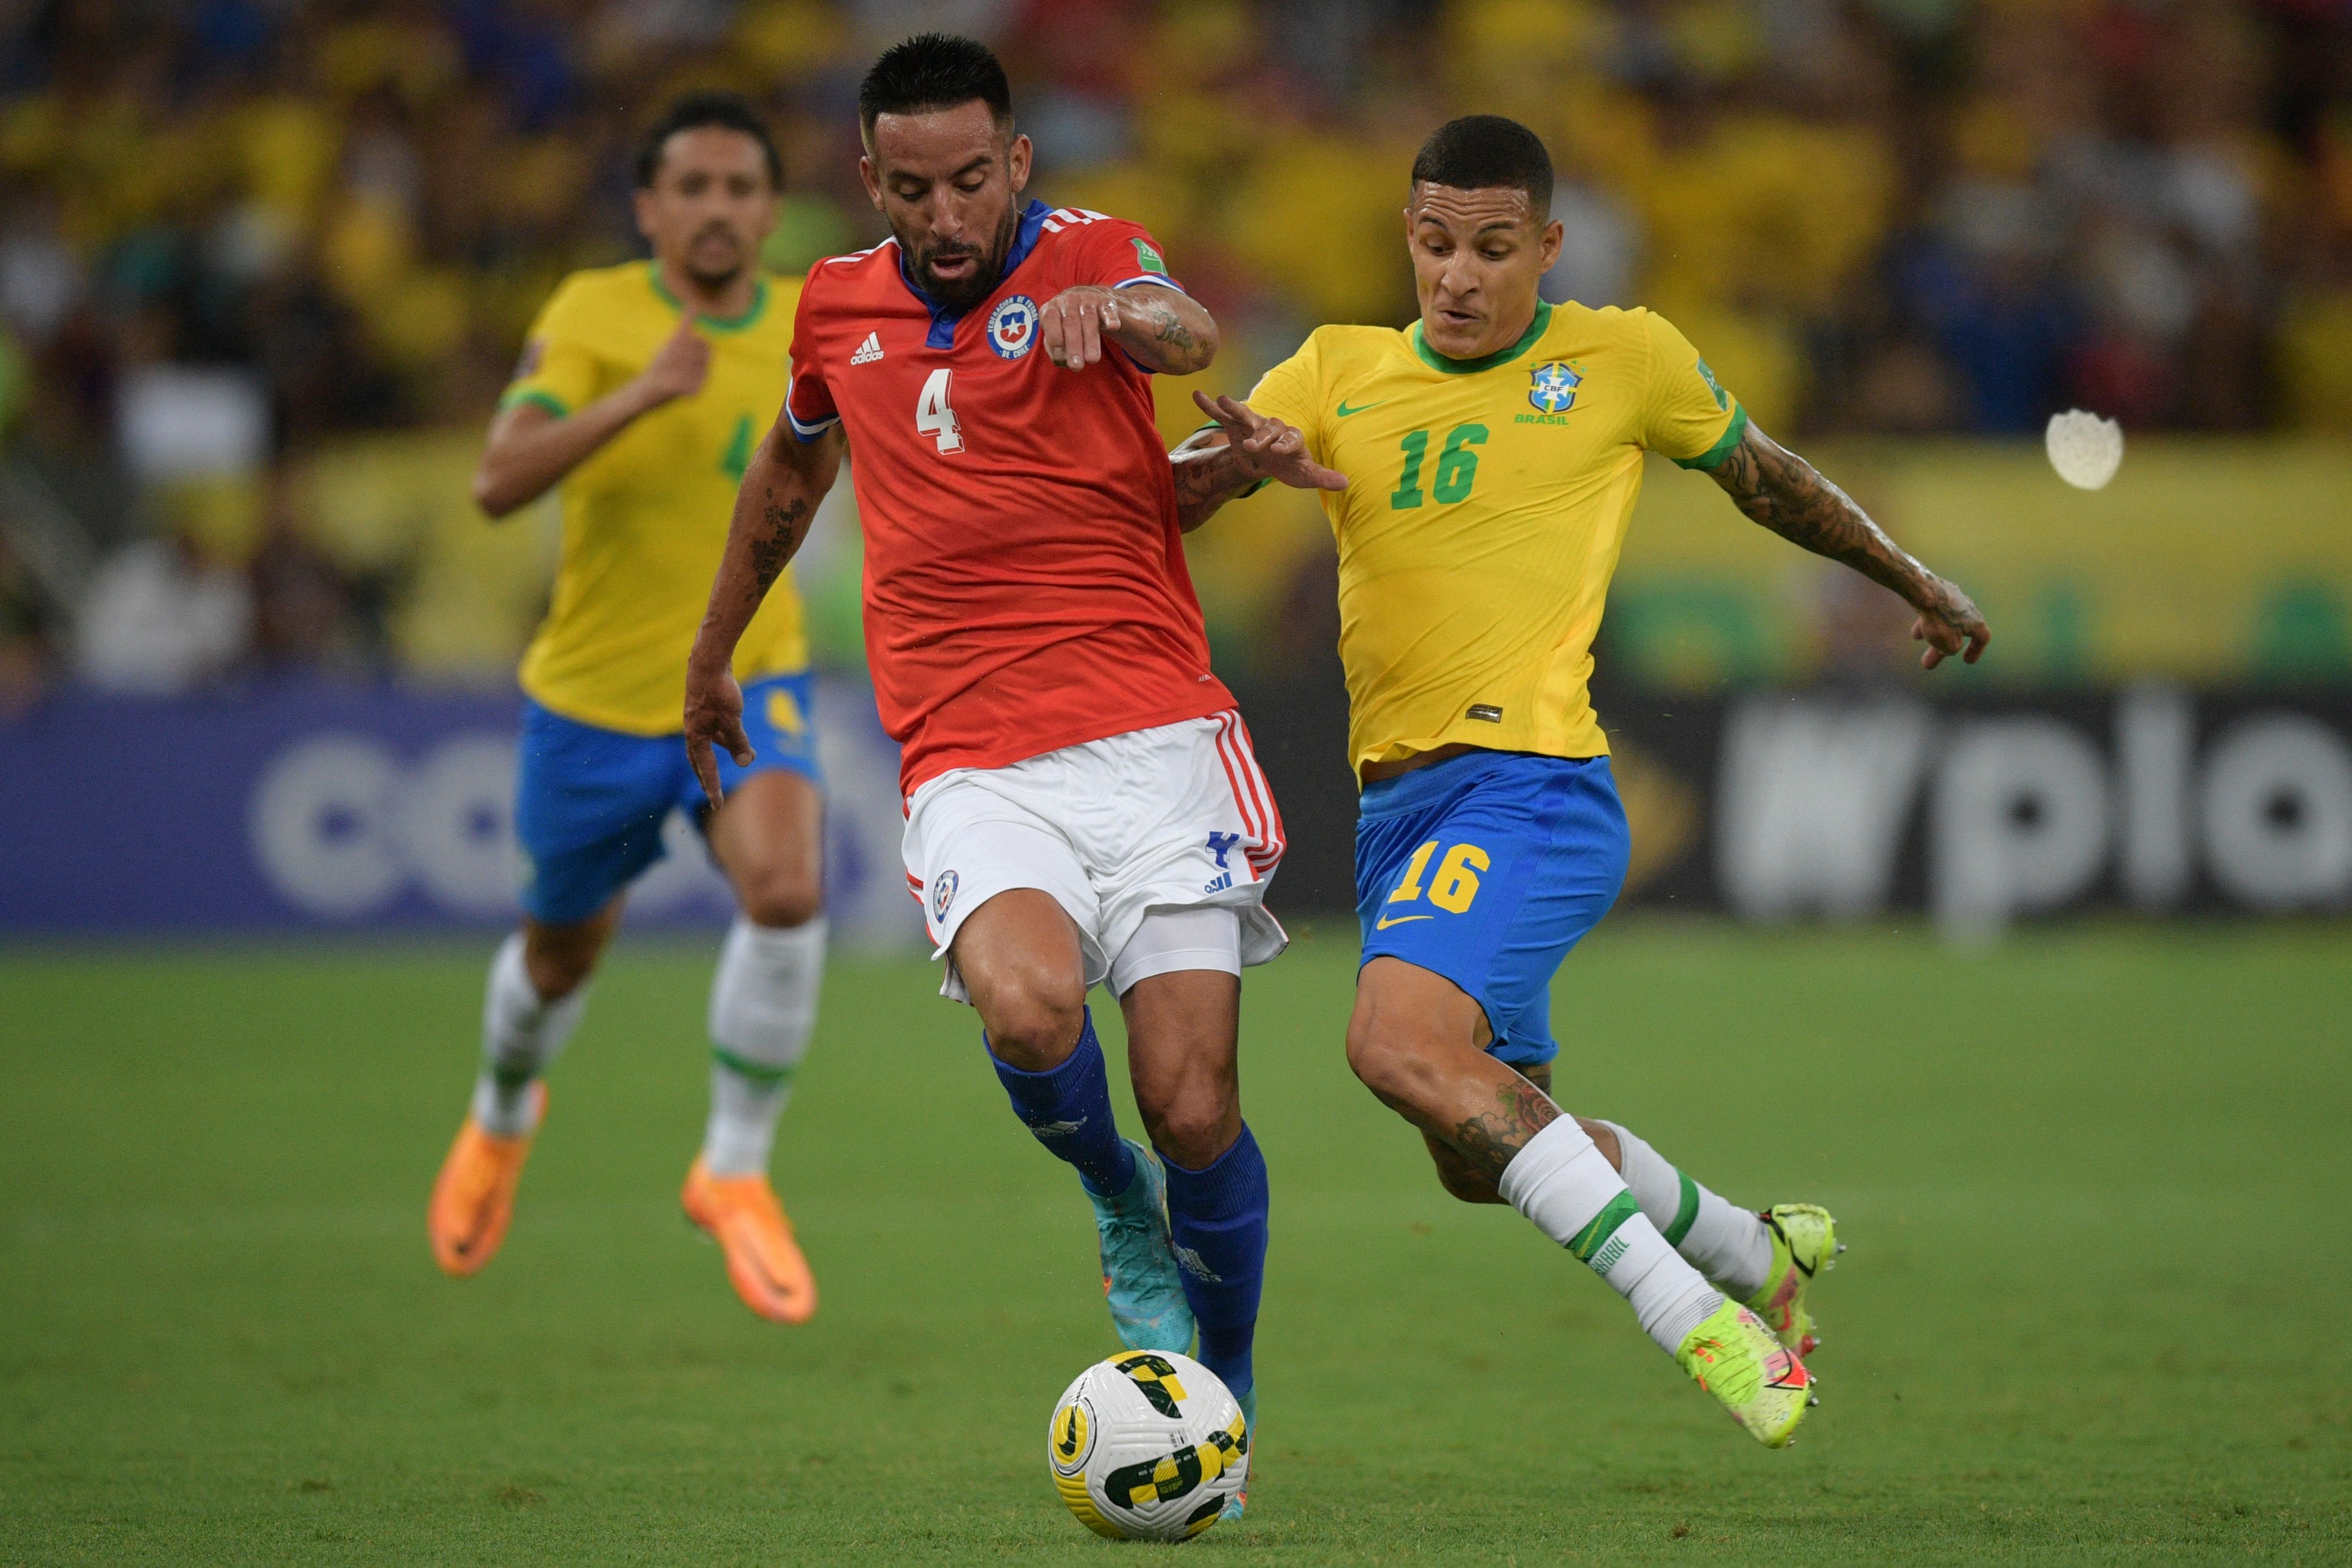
[1247,302,1743,777]
[501,263,808,736]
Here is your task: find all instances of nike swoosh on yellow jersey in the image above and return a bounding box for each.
[1374,913,1432,929]
[1335,398,1390,416]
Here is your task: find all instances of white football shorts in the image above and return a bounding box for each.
[902,710,1289,1002]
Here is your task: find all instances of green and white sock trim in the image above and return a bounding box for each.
[1500,1118,1723,1356]
[470,932,587,1137]
[700,916,825,1177]
[1600,1120,1774,1300]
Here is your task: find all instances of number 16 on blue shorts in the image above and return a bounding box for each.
[1353,750,1630,1069]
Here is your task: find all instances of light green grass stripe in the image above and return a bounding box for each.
[1663,1171,1700,1246]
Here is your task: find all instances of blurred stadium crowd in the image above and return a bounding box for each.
[0,0,2349,709]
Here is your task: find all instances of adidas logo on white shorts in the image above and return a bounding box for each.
[850,332,885,366]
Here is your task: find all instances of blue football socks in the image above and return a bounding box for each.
[1161,1123,1270,1401]
[986,1007,1138,1199]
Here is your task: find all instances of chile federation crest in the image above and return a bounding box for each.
[988,295,1039,359]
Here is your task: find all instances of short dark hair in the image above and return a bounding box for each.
[1409,115,1553,217]
[633,91,783,190]
[858,32,1013,138]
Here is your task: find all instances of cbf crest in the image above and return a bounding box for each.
[988,294,1039,359]
[1529,360,1582,415]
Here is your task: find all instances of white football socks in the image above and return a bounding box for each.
[1598,1120,1775,1300]
[1499,1116,1723,1356]
[470,932,588,1137]
[701,916,826,1177]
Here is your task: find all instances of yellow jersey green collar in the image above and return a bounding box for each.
[646,263,770,333]
[1410,300,1552,375]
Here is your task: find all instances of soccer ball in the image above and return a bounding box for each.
[1047,1350,1248,1541]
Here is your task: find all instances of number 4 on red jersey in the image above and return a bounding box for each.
[778,199,1234,799]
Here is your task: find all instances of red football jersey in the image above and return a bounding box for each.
[783,201,1233,796]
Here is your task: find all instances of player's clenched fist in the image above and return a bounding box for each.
[1040,285,1122,370]
[636,316,713,407]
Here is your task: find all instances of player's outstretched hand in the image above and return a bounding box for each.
[638,315,713,407]
[1192,390,1349,493]
[1912,576,1991,669]
[683,661,753,806]
[1040,285,1121,370]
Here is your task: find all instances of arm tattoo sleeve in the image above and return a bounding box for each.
[1709,424,1940,606]
[1117,290,1214,375]
[743,495,809,606]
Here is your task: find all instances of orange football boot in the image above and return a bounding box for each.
[681,1157,818,1324]
[428,1083,545,1276]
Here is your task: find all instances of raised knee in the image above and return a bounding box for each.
[737,868,822,930]
[523,940,597,999]
[1345,1013,1434,1109]
[978,968,1087,1069]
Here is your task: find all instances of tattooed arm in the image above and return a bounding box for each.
[684,421,844,805]
[1709,420,1990,669]
[1038,283,1220,375]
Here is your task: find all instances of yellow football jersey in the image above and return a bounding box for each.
[502,263,808,736]
[1246,301,1743,777]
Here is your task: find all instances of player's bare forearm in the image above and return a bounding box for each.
[691,425,840,672]
[476,319,709,518]
[1709,420,1991,667]
[1108,286,1218,375]
[1169,429,1255,533]
[683,423,840,802]
[472,390,654,518]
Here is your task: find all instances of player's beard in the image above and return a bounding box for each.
[909,201,1021,314]
[681,224,749,292]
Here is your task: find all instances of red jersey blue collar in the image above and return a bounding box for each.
[900,199,1053,350]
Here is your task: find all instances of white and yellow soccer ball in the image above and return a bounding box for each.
[1047,1350,1248,1541]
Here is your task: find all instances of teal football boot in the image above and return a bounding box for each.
[1090,1137,1194,1353]
[1222,1382,1256,1522]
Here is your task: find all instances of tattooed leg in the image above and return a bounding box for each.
[1346,957,1564,1178]
[1420,1065,1628,1204]
[1347,957,1731,1363]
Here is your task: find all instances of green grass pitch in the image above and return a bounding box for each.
[3,922,2348,1564]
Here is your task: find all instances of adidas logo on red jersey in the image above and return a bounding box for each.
[850,332,885,366]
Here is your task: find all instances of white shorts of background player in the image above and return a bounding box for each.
[902,711,1288,1002]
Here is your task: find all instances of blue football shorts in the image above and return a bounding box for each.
[513,670,822,926]
[1353,750,1629,1067]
